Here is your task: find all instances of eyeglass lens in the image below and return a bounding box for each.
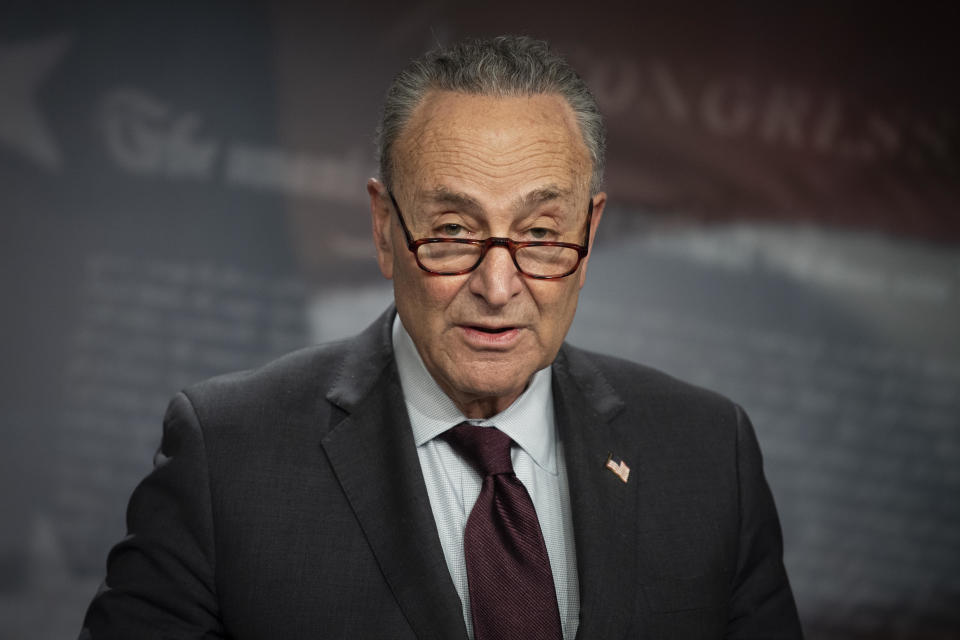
[417,242,580,277]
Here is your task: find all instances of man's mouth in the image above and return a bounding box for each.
[471,325,515,334]
[459,324,523,348]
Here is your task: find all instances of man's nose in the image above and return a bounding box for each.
[467,243,524,307]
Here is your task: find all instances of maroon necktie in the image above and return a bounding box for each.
[443,423,563,640]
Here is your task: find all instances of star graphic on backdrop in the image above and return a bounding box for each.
[0,34,72,171]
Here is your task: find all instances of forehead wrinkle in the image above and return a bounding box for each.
[407,113,584,159]
[418,145,583,195]
[419,133,579,171]
[396,92,591,212]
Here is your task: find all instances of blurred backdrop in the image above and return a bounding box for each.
[1,2,958,638]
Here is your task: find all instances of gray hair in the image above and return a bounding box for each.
[376,35,606,195]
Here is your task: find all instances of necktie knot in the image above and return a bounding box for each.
[442,423,513,477]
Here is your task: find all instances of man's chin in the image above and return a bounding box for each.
[446,371,534,411]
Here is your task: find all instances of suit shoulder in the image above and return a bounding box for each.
[177,337,356,426]
[559,342,737,414]
[558,343,749,456]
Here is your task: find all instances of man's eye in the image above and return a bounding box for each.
[527,227,554,240]
[438,223,464,237]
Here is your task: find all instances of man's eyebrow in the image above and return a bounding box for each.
[512,186,570,212]
[420,185,571,213]
[420,188,483,213]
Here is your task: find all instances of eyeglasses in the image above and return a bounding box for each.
[388,192,593,279]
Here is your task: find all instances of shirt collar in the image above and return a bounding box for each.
[392,313,557,474]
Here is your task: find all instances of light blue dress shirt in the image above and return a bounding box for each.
[392,315,580,639]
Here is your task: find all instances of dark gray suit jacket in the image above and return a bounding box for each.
[81,307,802,639]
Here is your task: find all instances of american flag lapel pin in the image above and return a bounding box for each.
[605,453,630,483]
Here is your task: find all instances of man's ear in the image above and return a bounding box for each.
[578,191,606,288]
[368,178,395,279]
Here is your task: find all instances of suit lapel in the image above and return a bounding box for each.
[319,313,645,639]
[320,309,467,640]
[553,345,638,640]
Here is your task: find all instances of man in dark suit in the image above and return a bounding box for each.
[81,36,802,639]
